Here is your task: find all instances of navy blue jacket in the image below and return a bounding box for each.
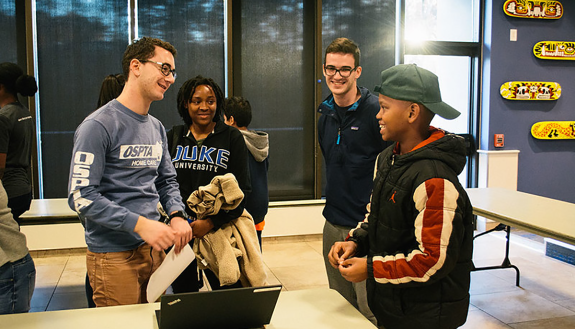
[318,86,390,228]
[245,154,268,224]
[239,129,269,225]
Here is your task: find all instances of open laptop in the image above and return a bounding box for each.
[155,285,282,329]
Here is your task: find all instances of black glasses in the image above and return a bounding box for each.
[140,60,177,79]
[324,65,357,77]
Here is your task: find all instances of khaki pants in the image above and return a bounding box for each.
[86,243,165,307]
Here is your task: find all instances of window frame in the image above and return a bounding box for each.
[398,0,484,188]
[14,0,483,199]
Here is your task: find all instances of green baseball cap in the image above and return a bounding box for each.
[374,64,460,120]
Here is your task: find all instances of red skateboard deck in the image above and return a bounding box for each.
[531,121,575,139]
[500,81,561,100]
[504,0,563,19]
[533,41,575,60]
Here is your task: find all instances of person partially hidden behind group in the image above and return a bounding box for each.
[168,75,251,292]
[223,96,269,250]
[0,62,38,224]
[97,74,126,109]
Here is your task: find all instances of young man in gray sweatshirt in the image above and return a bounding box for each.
[68,37,192,307]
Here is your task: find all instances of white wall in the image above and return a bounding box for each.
[22,223,86,250]
[476,150,520,231]
[263,200,325,237]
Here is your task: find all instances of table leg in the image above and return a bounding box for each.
[472,224,521,286]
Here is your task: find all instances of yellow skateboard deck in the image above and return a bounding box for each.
[531,121,575,139]
[504,1,563,19]
[534,41,575,60]
[500,81,561,100]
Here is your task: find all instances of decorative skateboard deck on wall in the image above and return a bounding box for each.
[504,0,563,19]
[531,121,575,139]
[500,81,561,100]
[533,41,575,60]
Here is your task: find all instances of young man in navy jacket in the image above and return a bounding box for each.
[317,37,391,322]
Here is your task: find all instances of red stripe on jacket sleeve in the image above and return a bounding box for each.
[372,178,458,284]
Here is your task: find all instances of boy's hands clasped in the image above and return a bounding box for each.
[328,241,368,283]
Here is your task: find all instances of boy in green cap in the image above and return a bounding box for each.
[328,64,474,329]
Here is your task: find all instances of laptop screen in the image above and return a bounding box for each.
[156,285,282,329]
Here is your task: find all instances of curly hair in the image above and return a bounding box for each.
[176,75,224,127]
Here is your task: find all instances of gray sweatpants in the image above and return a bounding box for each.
[322,220,376,325]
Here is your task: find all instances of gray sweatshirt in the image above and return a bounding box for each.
[67,100,184,253]
[0,180,28,267]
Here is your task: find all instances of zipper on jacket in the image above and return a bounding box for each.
[336,128,341,145]
[391,154,396,165]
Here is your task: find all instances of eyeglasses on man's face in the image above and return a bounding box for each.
[324,65,357,77]
[140,60,177,79]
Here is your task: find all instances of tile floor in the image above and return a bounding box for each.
[29,231,575,328]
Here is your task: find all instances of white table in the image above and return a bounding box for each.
[466,187,575,286]
[466,188,575,245]
[0,289,377,329]
[19,198,78,225]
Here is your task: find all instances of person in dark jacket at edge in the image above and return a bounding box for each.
[318,37,391,323]
[328,64,474,329]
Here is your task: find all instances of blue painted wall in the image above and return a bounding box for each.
[482,1,575,203]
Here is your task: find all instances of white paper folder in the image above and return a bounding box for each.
[147,244,195,303]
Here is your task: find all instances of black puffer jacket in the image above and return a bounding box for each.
[350,128,474,329]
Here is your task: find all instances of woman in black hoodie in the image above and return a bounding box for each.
[167,75,251,292]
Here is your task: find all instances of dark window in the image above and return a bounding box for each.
[233,0,316,200]
[322,0,396,100]
[137,0,225,129]
[320,0,396,196]
[0,1,18,63]
[35,0,128,197]
[12,0,481,199]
